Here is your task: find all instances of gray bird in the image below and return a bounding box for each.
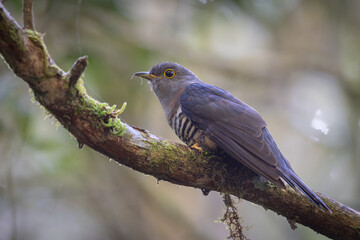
[134,62,331,212]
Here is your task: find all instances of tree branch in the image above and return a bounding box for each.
[23,0,34,30]
[0,3,359,240]
[68,55,88,88]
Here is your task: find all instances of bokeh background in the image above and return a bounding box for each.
[1,0,359,239]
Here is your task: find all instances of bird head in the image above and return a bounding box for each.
[134,62,200,90]
[134,62,201,117]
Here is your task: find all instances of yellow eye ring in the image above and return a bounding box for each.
[164,69,175,78]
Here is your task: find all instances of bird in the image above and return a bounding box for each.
[134,62,331,212]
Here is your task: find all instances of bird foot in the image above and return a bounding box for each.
[191,143,203,151]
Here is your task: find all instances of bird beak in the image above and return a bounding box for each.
[133,72,157,81]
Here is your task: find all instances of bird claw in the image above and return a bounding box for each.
[191,143,203,151]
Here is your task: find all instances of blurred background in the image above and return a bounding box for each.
[0,0,359,239]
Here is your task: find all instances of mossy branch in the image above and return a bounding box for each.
[0,3,359,240]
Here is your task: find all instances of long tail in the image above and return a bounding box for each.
[278,168,332,213]
[262,127,331,212]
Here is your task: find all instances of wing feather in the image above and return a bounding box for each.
[180,83,283,186]
[207,124,281,182]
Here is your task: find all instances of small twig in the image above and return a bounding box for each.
[23,0,34,30]
[69,56,88,88]
[287,218,298,230]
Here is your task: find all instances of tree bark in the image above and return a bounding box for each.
[0,2,359,240]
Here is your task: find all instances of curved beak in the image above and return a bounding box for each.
[133,71,157,81]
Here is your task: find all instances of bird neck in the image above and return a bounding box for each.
[156,86,186,126]
[152,78,202,125]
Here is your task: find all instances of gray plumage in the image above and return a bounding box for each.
[134,62,331,212]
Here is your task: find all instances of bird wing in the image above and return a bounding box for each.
[180,83,284,187]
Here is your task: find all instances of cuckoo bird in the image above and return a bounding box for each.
[134,62,331,212]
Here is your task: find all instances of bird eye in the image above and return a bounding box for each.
[164,69,175,78]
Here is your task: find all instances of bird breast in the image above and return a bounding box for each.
[171,107,217,149]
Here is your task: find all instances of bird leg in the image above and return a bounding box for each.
[191,143,203,151]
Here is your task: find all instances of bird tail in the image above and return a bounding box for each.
[277,168,332,213]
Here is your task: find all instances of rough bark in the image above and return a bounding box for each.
[0,2,359,240]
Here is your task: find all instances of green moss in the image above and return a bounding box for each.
[146,139,187,174]
[162,140,178,151]
[92,100,127,135]
[68,83,127,136]
[26,29,63,77]
[252,177,274,191]
[211,163,227,190]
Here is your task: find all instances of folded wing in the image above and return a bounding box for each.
[180,83,284,188]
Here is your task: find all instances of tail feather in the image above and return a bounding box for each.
[278,169,332,213]
[262,127,331,212]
